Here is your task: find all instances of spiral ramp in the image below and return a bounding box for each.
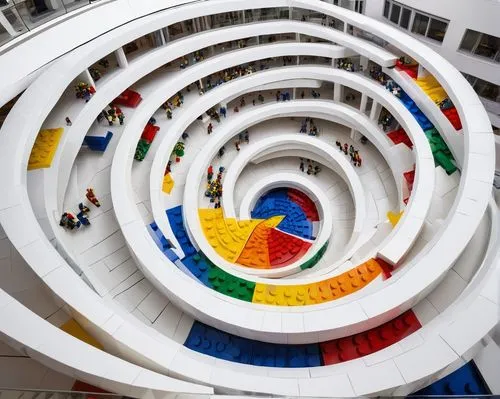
[0,0,498,397]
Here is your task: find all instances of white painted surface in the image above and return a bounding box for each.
[0,0,497,395]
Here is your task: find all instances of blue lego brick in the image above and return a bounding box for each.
[166,205,196,257]
[185,321,322,368]
[181,252,211,286]
[84,131,113,152]
[164,249,179,262]
[411,361,491,396]
[147,222,182,263]
[398,92,433,131]
[251,189,313,240]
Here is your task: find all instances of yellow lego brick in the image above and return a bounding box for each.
[416,75,449,104]
[198,208,263,263]
[252,260,383,306]
[262,215,285,228]
[60,319,103,350]
[162,173,174,194]
[28,128,64,170]
[387,210,404,227]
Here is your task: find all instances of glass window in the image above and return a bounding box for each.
[427,18,448,42]
[412,13,429,36]
[390,3,401,24]
[400,8,411,29]
[474,78,499,101]
[475,33,500,59]
[463,73,477,86]
[356,0,364,13]
[460,29,481,52]
[383,0,390,18]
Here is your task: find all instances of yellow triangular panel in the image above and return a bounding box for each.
[198,208,264,262]
[60,319,103,350]
[387,210,404,227]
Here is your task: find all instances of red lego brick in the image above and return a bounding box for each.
[404,169,416,192]
[287,188,320,221]
[320,310,421,365]
[387,128,413,149]
[267,228,311,268]
[395,61,418,79]
[442,107,462,131]
[141,123,160,142]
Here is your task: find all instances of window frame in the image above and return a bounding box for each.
[382,0,448,43]
[426,17,448,43]
[383,0,390,18]
[389,3,401,24]
[459,29,500,63]
[400,7,411,29]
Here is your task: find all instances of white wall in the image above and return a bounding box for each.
[364,0,500,85]
[0,341,75,391]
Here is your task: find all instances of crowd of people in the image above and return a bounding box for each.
[337,58,357,72]
[275,90,291,102]
[96,105,125,126]
[379,109,395,131]
[203,64,256,93]
[59,188,101,230]
[205,166,225,208]
[336,141,362,167]
[162,91,184,119]
[299,158,321,175]
[74,82,95,102]
[299,117,319,136]
[234,130,250,151]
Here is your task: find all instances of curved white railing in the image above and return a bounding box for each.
[183,133,359,278]
[0,0,496,395]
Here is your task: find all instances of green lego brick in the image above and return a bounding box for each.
[300,241,329,270]
[204,256,255,302]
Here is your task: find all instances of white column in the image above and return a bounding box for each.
[204,16,211,29]
[360,93,368,113]
[293,88,297,99]
[370,101,382,121]
[164,28,170,43]
[359,55,369,72]
[0,12,16,36]
[79,69,95,88]
[114,47,128,68]
[350,128,356,140]
[158,29,166,46]
[241,10,245,23]
[191,19,197,33]
[296,32,300,41]
[289,6,293,19]
[333,83,342,102]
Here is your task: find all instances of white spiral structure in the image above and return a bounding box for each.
[0,0,498,397]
